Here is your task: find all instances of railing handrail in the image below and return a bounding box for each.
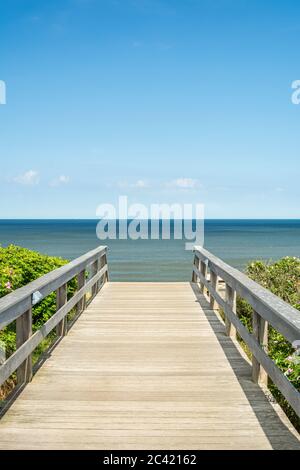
[192,245,300,418]
[194,246,300,344]
[0,245,108,391]
[0,245,107,330]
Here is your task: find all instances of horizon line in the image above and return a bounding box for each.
[1,218,300,221]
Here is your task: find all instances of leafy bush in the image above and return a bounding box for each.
[0,245,75,358]
[236,257,300,429]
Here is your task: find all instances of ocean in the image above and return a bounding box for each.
[0,219,300,281]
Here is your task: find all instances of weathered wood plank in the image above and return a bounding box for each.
[191,255,199,282]
[200,260,208,294]
[16,308,32,384]
[210,270,218,309]
[225,283,236,338]
[56,283,67,337]
[252,310,268,386]
[76,270,86,315]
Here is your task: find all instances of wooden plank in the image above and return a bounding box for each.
[102,253,109,283]
[191,255,199,282]
[200,260,208,294]
[16,308,32,384]
[91,260,99,298]
[252,311,268,386]
[76,270,86,315]
[56,284,67,337]
[225,284,236,338]
[210,270,218,309]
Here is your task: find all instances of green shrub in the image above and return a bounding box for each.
[236,257,300,429]
[0,245,75,358]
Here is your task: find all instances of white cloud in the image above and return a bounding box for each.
[13,170,40,185]
[167,178,200,189]
[132,179,149,188]
[50,175,70,187]
[114,179,150,189]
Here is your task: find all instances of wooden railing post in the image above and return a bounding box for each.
[76,269,86,315]
[210,269,218,309]
[199,260,208,294]
[192,255,200,282]
[103,251,109,282]
[56,283,67,337]
[225,284,236,339]
[16,307,32,384]
[91,259,99,298]
[252,310,268,386]
[98,252,108,290]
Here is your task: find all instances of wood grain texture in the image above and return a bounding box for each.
[56,283,67,337]
[16,308,32,385]
[252,310,268,386]
[0,282,299,450]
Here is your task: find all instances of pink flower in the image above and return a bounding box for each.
[284,367,294,377]
[5,281,12,290]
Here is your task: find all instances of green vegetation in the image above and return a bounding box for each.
[236,256,300,430]
[0,245,75,400]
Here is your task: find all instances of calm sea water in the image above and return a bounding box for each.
[0,220,300,281]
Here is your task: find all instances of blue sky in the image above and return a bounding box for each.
[0,0,299,218]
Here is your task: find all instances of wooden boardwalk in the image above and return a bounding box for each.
[0,282,299,450]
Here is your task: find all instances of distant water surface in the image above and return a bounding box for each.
[0,219,299,281]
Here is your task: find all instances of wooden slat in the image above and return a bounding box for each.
[209,270,218,309]
[225,283,236,338]
[56,284,67,337]
[191,255,199,282]
[16,308,32,384]
[199,260,207,294]
[91,260,99,298]
[76,270,86,315]
[252,311,268,386]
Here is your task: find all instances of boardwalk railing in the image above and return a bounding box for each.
[192,246,300,418]
[0,246,108,389]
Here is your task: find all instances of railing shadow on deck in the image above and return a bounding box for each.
[190,282,300,450]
